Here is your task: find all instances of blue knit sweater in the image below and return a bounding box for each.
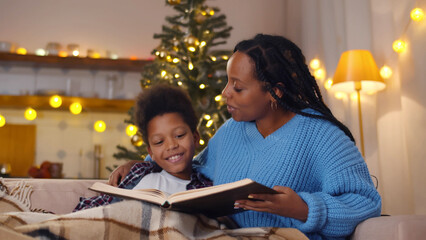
[195,110,381,239]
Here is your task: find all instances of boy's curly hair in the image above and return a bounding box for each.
[134,84,198,145]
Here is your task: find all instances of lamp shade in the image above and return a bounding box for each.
[332,50,385,93]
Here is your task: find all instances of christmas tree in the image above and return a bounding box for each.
[112,0,232,164]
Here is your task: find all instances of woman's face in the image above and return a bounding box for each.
[223,51,272,122]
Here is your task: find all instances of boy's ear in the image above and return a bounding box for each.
[193,130,200,148]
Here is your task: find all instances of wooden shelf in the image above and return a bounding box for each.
[0,95,134,113]
[0,53,152,72]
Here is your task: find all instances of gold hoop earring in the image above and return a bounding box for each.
[270,101,278,111]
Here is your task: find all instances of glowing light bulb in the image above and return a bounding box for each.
[199,84,206,89]
[314,68,326,81]
[206,120,214,127]
[172,58,180,63]
[393,40,407,53]
[188,46,196,52]
[69,102,82,115]
[58,51,68,57]
[72,50,80,57]
[177,81,183,86]
[210,56,217,61]
[199,139,205,145]
[380,65,393,79]
[188,62,194,70]
[0,114,5,127]
[324,78,333,90]
[49,95,62,108]
[309,58,321,70]
[126,124,138,136]
[24,108,37,121]
[204,114,211,120]
[215,95,222,101]
[411,8,424,22]
[222,55,229,60]
[35,49,46,56]
[16,48,27,55]
[174,73,180,79]
[94,120,106,132]
[350,92,358,101]
[200,41,206,47]
[161,70,167,77]
[334,92,345,99]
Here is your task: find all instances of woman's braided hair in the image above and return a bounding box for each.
[234,34,355,142]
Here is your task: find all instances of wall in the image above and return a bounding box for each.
[0,0,287,178]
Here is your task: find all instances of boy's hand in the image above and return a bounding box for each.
[234,186,308,222]
[108,160,141,186]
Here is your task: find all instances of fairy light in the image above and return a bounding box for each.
[204,114,211,120]
[94,120,106,133]
[72,50,80,57]
[215,95,222,101]
[350,92,358,101]
[161,70,167,78]
[49,95,62,108]
[199,84,206,89]
[69,102,82,115]
[210,56,217,61]
[324,78,333,90]
[177,81,183,86]
[334,92,345,99]
[24,107,37,121]
[126,124,138,136]
[199,139,205,145]
[392,40,407,53]
[380,65,393,79]
[411,8,424,22]
[309,58,321,70]
[188,46,196,52]
[206,120,214,128]
[314,68,326,81]
[0,114,5,127]
[35,49,46,56]
[16,48,27,55]
[188,62,194,70]
[172,58,180,63]
[200,41,207,47]
[174,73,180,79]
[222,55,229,60]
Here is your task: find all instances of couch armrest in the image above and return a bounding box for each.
[350,215,426,240]
[3,178,107,214]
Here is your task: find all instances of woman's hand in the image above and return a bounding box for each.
[234,186,308,222]
[108,160,141,186]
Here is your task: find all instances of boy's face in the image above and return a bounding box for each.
[147,112,199,180]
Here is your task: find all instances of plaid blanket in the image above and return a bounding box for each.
[0,180,308,240]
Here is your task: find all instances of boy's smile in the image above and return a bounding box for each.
[147,112,199,180]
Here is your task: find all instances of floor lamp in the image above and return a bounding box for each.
[331,50,386,157]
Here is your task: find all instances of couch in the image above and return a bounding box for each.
[2,178,426,240]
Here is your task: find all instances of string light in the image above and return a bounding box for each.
[222,55,229,60]
[0,114,5,127]
[309,58,321,70]
[200,41,207,47]
[334,92,345,99]
[161,70,167,78]
[35,49,46,56]
[49,95,62,108]
[210,56,217,61]
[177,81,183,86]
[350,92,358,101]
[204,114,211,120]
[69,102,82,115]
[392,39,407,53]
[324,78,333,90]
[199,84,206,89]
[126,124,138,136]
[314,68,326,81]
[199,139,205,145]
[24,107,37,121]
[16,48,27,55]
[380,65,393,79]
[214,95,222,101]
[172,57,180,63]
[411,8,424,22]
[206,120,214,127]
[94,120,106,132]
[188,62,194,70]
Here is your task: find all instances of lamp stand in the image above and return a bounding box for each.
[356,89,365,157]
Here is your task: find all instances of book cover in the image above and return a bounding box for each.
[89,178,278,217]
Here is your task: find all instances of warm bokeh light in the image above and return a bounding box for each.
[35,49,46,56]
[206,120,214,127]
[380,65,393,79]
[161,70,167,77]
[392,40,407,53]
[188,62,194,70]
[214,95,222,101]
[72,50,80,57]
[199,84,206,89]
[0,114,5,127]
[69,102,82,115]
[324,78,333,90]
[314,68,326,81]
[210,56,217,61]
[204,114,211,120]
[24,107,37,121]
[126,124,138,137]
[94,120,106,133]
[222,55,229,60]
[16,48,27,55]
[174,73,180,79]
[411,8,424,22]
[172,57,180,63]
[309,58,321,70]
[58,51,68,57]
[177,81,183,86]
[200,41,207,47]
[49,95,62,108]
[350,92,358,101]
[199,139,205,145]
[334,92,345,100]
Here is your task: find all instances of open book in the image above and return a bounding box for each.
[89,178,277,217]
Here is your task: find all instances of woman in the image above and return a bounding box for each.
[110,34,381,239]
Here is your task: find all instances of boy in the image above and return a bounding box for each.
[74,84,212,211]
